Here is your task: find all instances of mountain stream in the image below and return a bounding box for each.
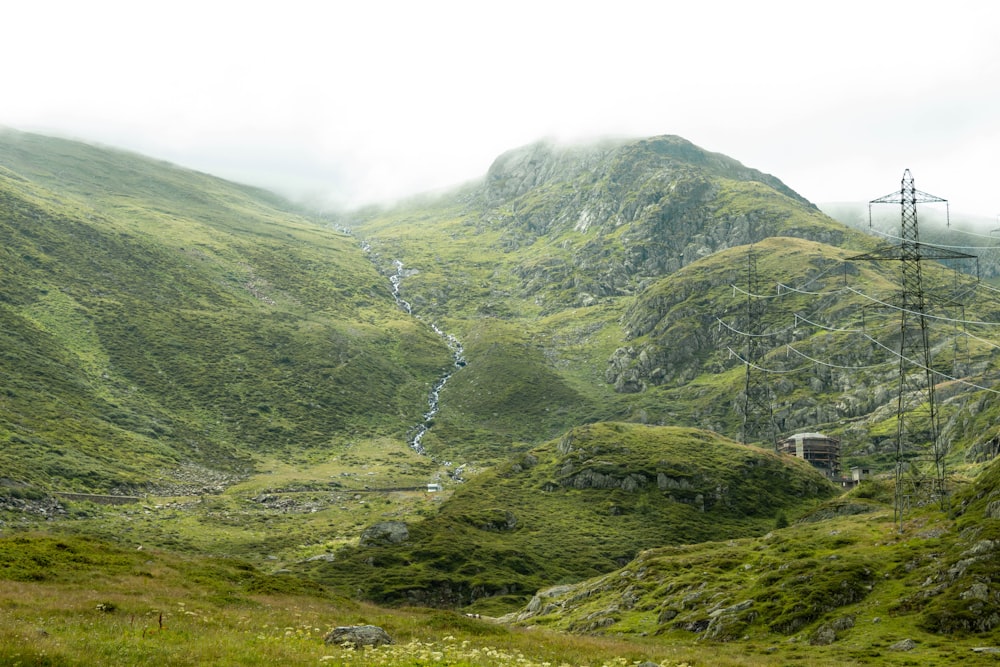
[387,259,466,455]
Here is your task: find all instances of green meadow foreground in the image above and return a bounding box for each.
[2,459,999,667]
[0,536,988,667]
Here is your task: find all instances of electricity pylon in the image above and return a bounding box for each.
[848,170,974,530]
[740,245,778,449]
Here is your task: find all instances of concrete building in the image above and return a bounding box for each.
[777,432,840,479]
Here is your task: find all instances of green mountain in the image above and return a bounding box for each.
[0,129,452,492]
[338,137,864,461]
[2,129,1000,661]
[344,135,1000,467]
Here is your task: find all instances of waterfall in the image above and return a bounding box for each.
[389,259,413,314]
[381,257,465,454]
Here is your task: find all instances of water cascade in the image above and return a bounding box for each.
[385,259,465,454]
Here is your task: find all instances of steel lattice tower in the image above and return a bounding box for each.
[848,170,973,530]
[740,245,777,449]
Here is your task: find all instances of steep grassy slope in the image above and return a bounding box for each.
[0,130,452,492]
[303,423,838,612]
[417,312,627,458]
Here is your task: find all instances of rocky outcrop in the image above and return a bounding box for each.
[0,494,66,518]
[702,599,756,641]
[798,502,880,523]
[484,136,811,212]
[809,615,855,645]
[484,140,618,205]
[562,468,650,491]
[359,521,409,547]
[459,508,519,532]
[889,638,917,651]
[917,537,1000,633]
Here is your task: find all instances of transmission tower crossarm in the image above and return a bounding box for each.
[867,168,951,228]
[870,188,948,206]
[847,242,976,262]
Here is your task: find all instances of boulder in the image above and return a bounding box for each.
[811,613,855,644]
[810,625,837,646]
[889,638,917,651]
[359,521,409,546]
[324,624,392,648]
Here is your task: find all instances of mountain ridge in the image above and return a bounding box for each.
[5,127,999,491]
[484,135,814,211]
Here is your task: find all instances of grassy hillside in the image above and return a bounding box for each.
[303,423,839,612]
[501,457,1000,662]
[6,531,887,667]
[419,313,626,458]
[0,130,453,492]
[0,531,685,667]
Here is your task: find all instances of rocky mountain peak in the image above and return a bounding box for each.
[483,137,620,204]
[482,135,814,211]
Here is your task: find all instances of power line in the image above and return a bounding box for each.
[974,281,1000,297]
[716,316,796,338]
[869,226,1000,251]
[859,332,1000,395]
[845,286,1000,327]
[962,328,1000,351]
[725,346,811,374]
[730,283,784,299]
[923,225,1000,242]
[777,282,851,297]
[849,169,970,528]
[783,343,893,371]
[740,245,779,448]
[715,196,1000,503]
[793,312,862,334]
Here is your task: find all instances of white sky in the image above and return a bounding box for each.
[2,0,999,216]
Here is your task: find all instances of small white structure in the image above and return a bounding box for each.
[850,466,870,482]
[427,483,443,493]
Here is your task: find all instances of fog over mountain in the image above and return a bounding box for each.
[2,2,999,215]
